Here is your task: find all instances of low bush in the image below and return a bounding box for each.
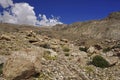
[91,55,110,68]
[79,47,88,52]
[64,53,69,56]
[85,66,94,73]
[63,47,70,52]
[0,63,3,75]
[103,47,111,53]
[43,51,57,60]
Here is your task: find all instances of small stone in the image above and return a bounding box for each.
[87,46,96,54]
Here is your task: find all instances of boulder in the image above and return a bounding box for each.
[105,56,119,66]
[3,48,43,80]
[43,35,50,40]
[105,51,114,57]
[0,55,8,64]
[50,45,60,52]
[26,30,36,37]
[47,49,58,57]
[87,46,96,54]
[0,34,11,41]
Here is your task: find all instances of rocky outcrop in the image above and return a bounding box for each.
[3,47,43,80]
[106,11,120,20]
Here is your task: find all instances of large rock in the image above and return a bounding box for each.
[47,49,58,57]
[3,47,43,80]
[0,55,8,64]
[104,56,119,66]
[87,46,96,54]
[0,34,11,41]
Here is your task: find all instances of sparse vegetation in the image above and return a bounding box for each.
[0,63,3,75]
[91,55,110,68]
[65,53,69,56]
[85,66,94,73]
[43,51,57,60]
[79,46,88,52]
[0,12,120,80]
[63,46,70,52]
[103,47,111,53]
[38,71,53,80]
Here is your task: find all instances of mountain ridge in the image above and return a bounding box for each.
[49,11,120,42]
[0,11,120,46]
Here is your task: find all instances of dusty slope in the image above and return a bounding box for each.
[0,27,120,80]
[0,11,120,80]
[34,11,120,47]
[0,12,120,43]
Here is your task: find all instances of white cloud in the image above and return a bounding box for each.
[0,3,37,26]
[0,0,13,8]
[1,11,17,23]
[12,3,37,25]
[0,0,63,26]
[37,14,62,26]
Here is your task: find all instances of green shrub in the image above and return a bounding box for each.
[38,71,52,80]
[63,47,70,52]
[43,51,57,60]
[79,47,88,52]
[92,55,110,68]
[65,53,69,56]
[0,63,3,75]
[103,47,111,53]
[85,66,94,73]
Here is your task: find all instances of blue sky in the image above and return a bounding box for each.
[0,0,120,25]
[14,0,120,24]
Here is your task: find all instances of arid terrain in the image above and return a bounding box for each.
[0,11,120,80]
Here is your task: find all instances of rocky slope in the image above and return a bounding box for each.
[38,11,120,46]
[0,11,119,80]
[0,27,119,80]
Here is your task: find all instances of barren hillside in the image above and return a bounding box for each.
[0,11,120,80]
[32,11,120,47]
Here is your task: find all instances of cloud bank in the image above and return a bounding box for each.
[0,0,63,26]
[0,0,13,8]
